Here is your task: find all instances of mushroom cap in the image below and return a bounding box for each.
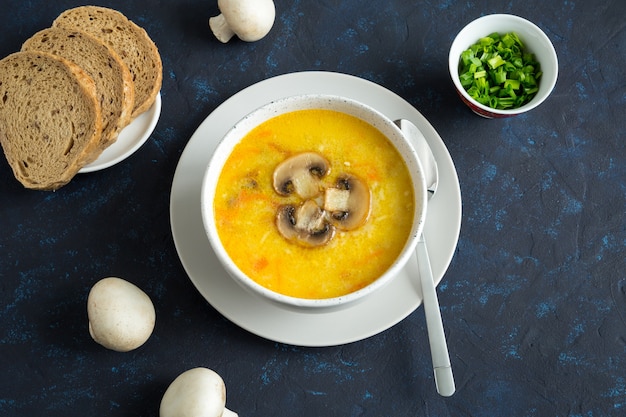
[87,277,155,352]
[216,0,276,42]
[160,368,228,417]
[272,152,330,199]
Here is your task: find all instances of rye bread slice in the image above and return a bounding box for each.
[53,6,162,119]
[0,51,102,190]
[22,27,134,151]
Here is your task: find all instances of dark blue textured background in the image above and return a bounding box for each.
[1,1,625,416]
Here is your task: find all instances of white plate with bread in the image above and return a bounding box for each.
[79,92,161,173]
[0,6,162,190]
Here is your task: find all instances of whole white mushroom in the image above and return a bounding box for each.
[87,277,156,352]
[209,0,275,43]
[160,367,239,417]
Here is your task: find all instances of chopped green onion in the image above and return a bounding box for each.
[487,55,506,69]
[494,67,507,84]
[474,70,487,79]
[504,79,521,90]
[458,32,542,110]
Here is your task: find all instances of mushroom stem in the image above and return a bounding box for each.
[209,0,276,43]
[209,14,236,43]
[276,202,336,247]
[222,409,239,417]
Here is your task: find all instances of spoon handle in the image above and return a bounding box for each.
[416,233,455,397]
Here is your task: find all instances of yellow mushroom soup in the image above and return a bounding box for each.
[212,107,416,300]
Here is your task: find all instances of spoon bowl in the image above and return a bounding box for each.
[397,119,439,196]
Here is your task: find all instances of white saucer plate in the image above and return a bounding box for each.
[79,92,162,173]
[170,72,461,347]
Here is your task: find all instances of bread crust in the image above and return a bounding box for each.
[0,51,102,190]
[53,6,163,119]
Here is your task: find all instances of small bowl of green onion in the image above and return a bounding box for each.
[449,14,558,118]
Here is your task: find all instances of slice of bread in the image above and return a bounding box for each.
[0,51,102,190]
[21,27,134,152]
[53,6,162,119]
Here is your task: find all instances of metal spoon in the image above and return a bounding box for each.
[395,119,455,397]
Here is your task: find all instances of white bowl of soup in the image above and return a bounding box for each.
[201,94,427,311]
